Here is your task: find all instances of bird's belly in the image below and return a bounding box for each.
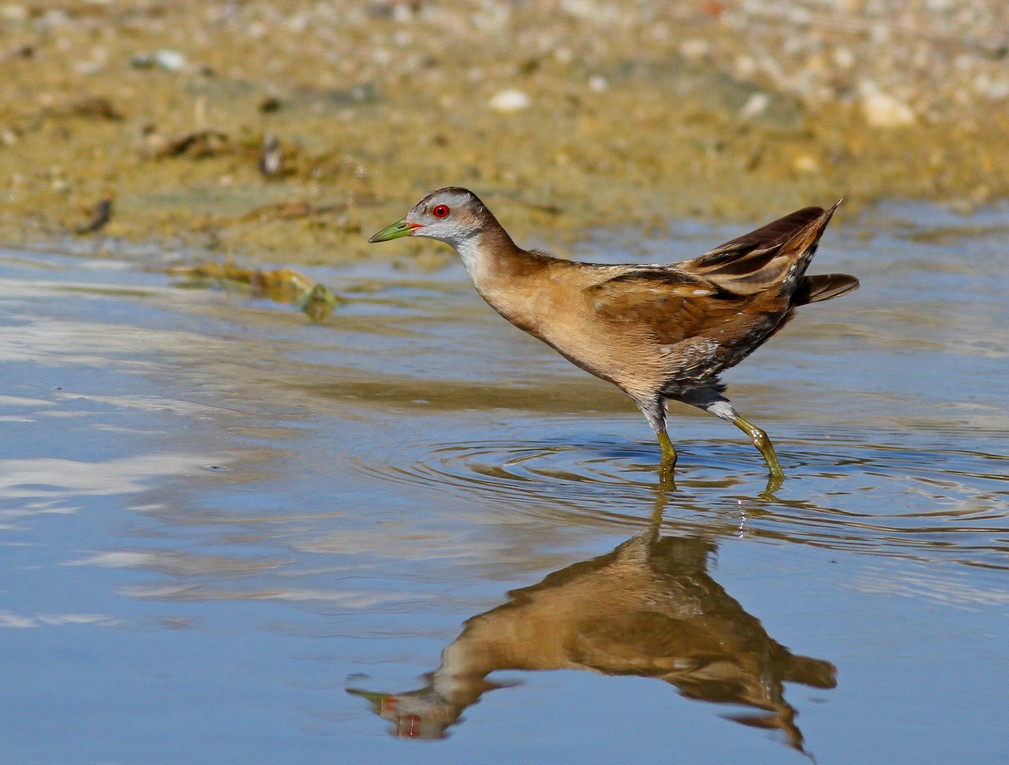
[657,315,785,393]
[482,278,780,398]
[535,322,666,396]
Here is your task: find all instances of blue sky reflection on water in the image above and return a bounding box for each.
[1,203,1008,764]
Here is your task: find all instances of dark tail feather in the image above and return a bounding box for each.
[794,273,860,305]
[698,207,829,268]
[686,200,842,296]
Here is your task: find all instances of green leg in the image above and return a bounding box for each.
[651,480,671,523]
[731,415,784,482]
[657,430,677,487]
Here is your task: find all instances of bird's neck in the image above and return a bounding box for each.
[452,224,559,335]
[455,224,550,293]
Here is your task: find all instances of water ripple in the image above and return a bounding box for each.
[348,426,1009,569]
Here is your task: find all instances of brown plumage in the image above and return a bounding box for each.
[349,521,836,747]
[369,187,858,482]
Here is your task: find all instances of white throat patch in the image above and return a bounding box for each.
[454,234,489,284]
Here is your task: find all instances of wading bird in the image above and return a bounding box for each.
[370,188,858,483]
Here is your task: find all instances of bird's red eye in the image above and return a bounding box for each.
[432,204,450,218]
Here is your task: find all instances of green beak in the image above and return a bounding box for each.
[346,688,393,712]
[368,219,418,243]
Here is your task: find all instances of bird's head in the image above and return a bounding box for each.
[369,187,494,249]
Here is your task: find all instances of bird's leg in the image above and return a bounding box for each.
[657,430,677,487]
[636,395,676,486]
[731,414,784,481]
[657,430,677,465]
[705,399,785,482]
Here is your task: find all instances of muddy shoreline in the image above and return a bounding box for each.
[2,1,1007,264]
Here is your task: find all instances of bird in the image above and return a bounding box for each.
[369,187,858,482]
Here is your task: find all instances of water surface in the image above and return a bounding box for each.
[1,203,1007,763]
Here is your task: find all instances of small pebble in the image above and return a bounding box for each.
[679,38,711,60]
[131,49,187,72]
[154,49,186,72]
[793,154,820,173]
[738,92,769,120]
[859,82,916,128]
[488,89,531,113]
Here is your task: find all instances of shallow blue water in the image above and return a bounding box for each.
[1,203,1007,764]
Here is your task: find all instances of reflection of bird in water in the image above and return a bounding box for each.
[348,514,836,752]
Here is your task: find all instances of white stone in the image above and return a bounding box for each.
[488,89,531,113]
[832,47,855,70]
[154,49,186,71]
[859,82,916,128]
[793,154,820,174]
[738,92,769,120]
[680,38,711,60]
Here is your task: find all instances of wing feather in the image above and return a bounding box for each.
[682,202,841,296]
[584,268,743,345]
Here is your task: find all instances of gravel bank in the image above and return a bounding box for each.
[2,0,1006,261]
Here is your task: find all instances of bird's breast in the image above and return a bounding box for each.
[476,277,558,338]
[479,277,645,388]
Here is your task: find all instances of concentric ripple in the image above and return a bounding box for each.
[347,432,674,528]
[751,433,1009,571]
[348,422,1009,569]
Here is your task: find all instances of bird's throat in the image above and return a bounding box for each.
[454,234,494,288]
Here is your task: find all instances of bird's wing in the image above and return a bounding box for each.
[680,203,840,296]
[584,268,745,344]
